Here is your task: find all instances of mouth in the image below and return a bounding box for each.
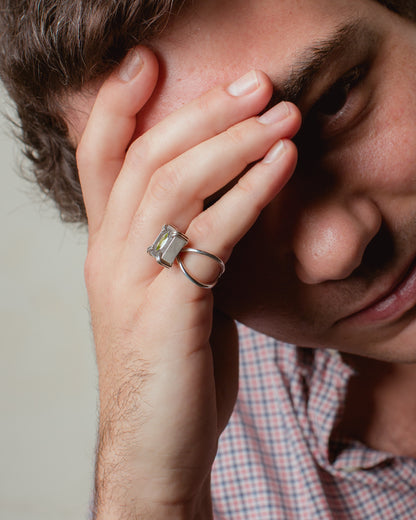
[342,256,416,325]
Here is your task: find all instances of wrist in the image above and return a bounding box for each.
[93,494,213,520]
[93,503,211,520]
[93,473,213,520]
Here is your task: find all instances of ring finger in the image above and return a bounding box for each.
[123,102,301,284]
[154,138,298,296]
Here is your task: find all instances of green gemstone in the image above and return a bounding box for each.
[156,232,169,251]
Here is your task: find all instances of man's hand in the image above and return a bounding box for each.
[75,47,300,519]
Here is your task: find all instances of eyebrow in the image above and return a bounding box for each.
[268,21,380,108]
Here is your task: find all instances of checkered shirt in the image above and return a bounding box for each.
[211,323,416,519]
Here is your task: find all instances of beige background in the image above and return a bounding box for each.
[0,89,97,519]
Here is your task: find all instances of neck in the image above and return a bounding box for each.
[338,355,416,458]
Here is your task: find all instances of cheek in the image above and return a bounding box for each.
[333,103,416,197]
[369,101,416,192]
[359,56,416,193]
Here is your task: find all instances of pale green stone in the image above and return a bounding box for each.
[156,232,169,251]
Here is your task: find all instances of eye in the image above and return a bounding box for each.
[309,64,369,137]
[315,67,363,115]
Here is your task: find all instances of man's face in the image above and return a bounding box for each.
[75,0,416,361]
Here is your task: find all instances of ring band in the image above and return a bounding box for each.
[147,225,225,289]
[177,248,225,289]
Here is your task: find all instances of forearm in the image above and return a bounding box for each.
[91,385,214,520]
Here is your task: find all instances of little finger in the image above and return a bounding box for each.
[76,47,159,236]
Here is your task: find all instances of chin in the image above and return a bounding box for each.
[332,320,416,364]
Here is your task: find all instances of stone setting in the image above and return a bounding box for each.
[147,225,189,267]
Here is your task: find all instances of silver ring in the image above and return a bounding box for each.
[147,224,225,289]
[177,248,225,289]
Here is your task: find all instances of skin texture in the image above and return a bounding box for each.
[145,0,416,361]
[70,0,416,360]
[78,56,300,518]
[68,0,416,517]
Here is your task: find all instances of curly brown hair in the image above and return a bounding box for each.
[0,0,415,224]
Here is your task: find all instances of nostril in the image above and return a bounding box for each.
[353,221,396,277]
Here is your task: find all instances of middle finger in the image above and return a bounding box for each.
[124,101,301,279]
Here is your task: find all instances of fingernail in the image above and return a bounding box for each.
[258,102,291,125]
[118,49,143,82]
[227,71,259,96]
[263,140,287,164]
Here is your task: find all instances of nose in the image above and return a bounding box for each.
[293,197,382,284]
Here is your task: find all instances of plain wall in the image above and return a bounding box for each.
[0,89,98,519]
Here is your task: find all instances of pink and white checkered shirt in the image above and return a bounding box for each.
[211,323,416,519]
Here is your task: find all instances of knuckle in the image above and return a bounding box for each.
[191,86,231,128]
[125,134,152,168]
[225,123,246,146]
[236,176,263,211]
[191,212,215,239]
[148,162,182,201]
[192,86,235,134]
[194,87,219,115]
[236,174,256,194]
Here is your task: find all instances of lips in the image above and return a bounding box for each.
[344,257,416,324]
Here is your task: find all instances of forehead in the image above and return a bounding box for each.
[141,0,375,125]
[67,0,379,140]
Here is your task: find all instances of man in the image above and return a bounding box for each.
[2,0,416,518]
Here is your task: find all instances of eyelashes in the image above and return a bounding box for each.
[308,63,370,138]
[315,65,366,114]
